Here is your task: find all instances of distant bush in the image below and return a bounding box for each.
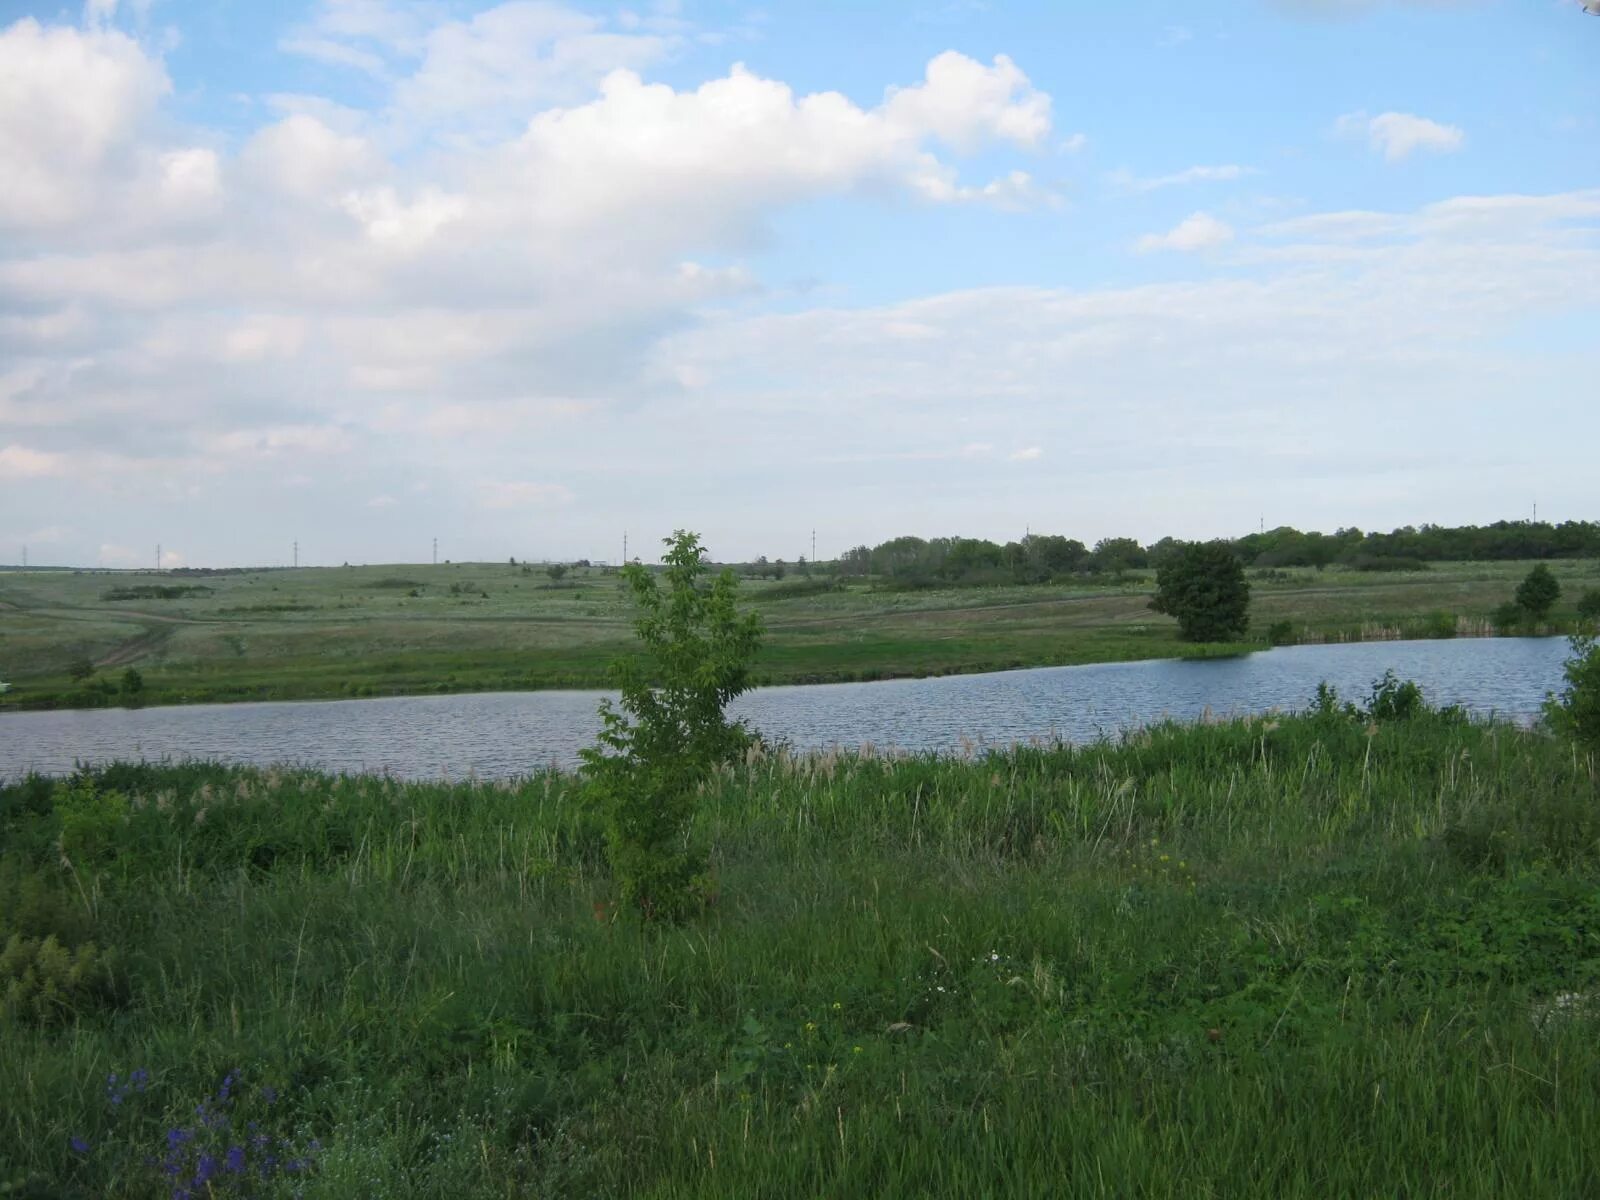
[760,578,846,602]
[1345,555,1430,573]
[1491,602,1525,635]
[371,578,425,589]
[1515,563,1561,622]
[100,585,213,601]
[1575,588,1600,626]
[1421,610,1458,639]
[1266,620,1296,646]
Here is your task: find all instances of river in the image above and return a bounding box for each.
[0,637,1572,781]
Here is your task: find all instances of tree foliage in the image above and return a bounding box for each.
[1515,563,1561,622]
[1149,542,1251,642]
[1546,636,1600,751]
[579,530,763,921]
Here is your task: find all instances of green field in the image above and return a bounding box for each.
[4,701,1599,1196]
[2,558,1597,711]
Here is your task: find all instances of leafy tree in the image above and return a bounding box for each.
[1515,563,1561,622]
[67,658,94,682]
[546,563,568,583]
[120,667,143,696]
[1091,537,1147,576]
[1545,636,1600,751]
[1149,542,1250,642]
[579,531,763,921]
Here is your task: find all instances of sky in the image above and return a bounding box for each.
[0,0,1597,568]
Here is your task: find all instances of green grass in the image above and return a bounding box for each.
[4,706,1599,1196]
[2,558,1597,710]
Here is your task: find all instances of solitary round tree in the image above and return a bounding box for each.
[1149,541,1251,642]
[1515,563,1561,622]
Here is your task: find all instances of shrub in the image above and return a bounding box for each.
[1266,620,1295,646]
[0,933,121,1025]
[1421,610,1457,639]
[1363,670,1426,722]
[1577,589,1600,627]
[580,531,763,921]
[1491,602,1524,635]
[120,667,143,696]
[1545,635,1600,751]
[1515,563,1561,622]
[1148,542,1250,642]
[67,658,95,681]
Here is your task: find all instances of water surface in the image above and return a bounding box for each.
[0,637,1570,781]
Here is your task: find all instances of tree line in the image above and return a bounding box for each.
[823,520,1600,588]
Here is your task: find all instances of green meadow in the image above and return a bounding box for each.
[4,699,1599,1197]
[3,557,1597,711]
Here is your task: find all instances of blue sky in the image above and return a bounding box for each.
[0,0,1596,567]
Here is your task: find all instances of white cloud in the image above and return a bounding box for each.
[1009,446,1043,461]
[1336,110,1465,161]
[0,444,67,479]
[478,481,575,509]
[0,19,171,229]
[367,494,397,508]
[1135,212,1235,252]
[1060,132,1088,153]
[1111,164,1258,193]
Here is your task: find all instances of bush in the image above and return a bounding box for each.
[1421,610,1457,639]
[1363,670,1426,722]
[1545,635,1600,751]
[1148,542,1250,642]
[1266,620,1295,646]
[120,667,143,696]
[580,531,763,921]
[1491,602,1524,635]
[0,933,121,1025]
[67,658,95,681]
[1576,589,1600,626]
[1515,563,1561,622]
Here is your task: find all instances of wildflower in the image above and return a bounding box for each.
[260,1084,277,1105]
[831,1002,842,1011]
[224,1146,246,1174]
[804,1021,817,1032]
[69,1136,91,1154]
[852,1045,863,1054]
[131,1068,150,1092]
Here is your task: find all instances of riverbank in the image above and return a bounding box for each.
[2,558,1595,712]
[4,707,1598,1196]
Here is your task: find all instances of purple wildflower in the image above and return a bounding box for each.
[69,1136,91,1154]
[224,1145,246,1174]
[131,1068,150,1092]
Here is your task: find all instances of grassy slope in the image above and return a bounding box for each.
[2,558,1597,710]
[3,710,1599,1196]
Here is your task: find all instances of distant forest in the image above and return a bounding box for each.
[811,520,1600,588]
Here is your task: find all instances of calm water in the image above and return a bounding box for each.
[0,637,1571,781]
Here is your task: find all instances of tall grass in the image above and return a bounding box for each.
[3,708,1598,1196]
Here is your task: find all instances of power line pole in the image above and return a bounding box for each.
[156,543,161,573]
[811,529,816,562]
[623,531,628,565]
[432,537,437,566]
